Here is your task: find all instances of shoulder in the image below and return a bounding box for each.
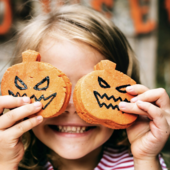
[43,147,168,170]
[95,146,168,170]
[44,162,53,170]
[95,146,134,170]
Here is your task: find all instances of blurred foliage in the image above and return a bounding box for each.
[157,0,170,95]
[157,0,170,169]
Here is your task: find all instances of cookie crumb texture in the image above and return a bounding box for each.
[73,60,137,129]
[1,50,71,118]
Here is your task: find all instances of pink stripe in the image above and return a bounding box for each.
[103,153,131,162]
[102,154,132,163]
[99,159,112,168]
[100,159,133,168]
[47,166,53,170]
[112,159,134,168]
[96,165,105,170]
[44,147,167,170]
[97,163,134,170]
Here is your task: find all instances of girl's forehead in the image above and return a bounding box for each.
[39,38,105,78]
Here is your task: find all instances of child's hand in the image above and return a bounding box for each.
[119,85,170,162]
[0,96,43,170]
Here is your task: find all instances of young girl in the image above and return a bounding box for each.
[0,4,169,170]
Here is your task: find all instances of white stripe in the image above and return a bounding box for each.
[44,162,51,168]
[97,162,113,170]
[44,147,168,170]
[114,161,134,168]
[97,161,134,170]
[103,152,131,161]
[94,167,100,170]
[96,147,167,170]
[101,156,133,166]
[114,167,134,170]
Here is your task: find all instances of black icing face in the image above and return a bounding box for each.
[8,76,57,109]
[93,76,130,111]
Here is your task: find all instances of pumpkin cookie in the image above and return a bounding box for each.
[73,60,137,129]
[1,50,72,118]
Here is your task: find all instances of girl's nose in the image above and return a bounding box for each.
[64,92,77,114]
[64,103,77,114]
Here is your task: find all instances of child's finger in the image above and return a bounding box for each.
[5,115,43,139]
[126,84,149,96]
[136,100,170,133]
[0,96,30,113]
[119,102,153,119]
[0,102,42,130]
[130,88,170,110]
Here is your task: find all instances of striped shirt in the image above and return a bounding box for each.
[44,147,167,170]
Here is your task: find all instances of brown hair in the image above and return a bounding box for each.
[15,4,140,170]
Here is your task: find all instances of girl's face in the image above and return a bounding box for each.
[32,38,114,159]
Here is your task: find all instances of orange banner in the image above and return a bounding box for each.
[40,0,80,13]
[0,0,12,35]
[129,0,156,34]
[91,0,113,18]
[165,0,170,22]
[91,0,156,34]
[0,0,156,35]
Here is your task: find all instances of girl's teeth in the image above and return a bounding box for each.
[58,126,87,133]
[72,127,76,131]
[67,126,71,131]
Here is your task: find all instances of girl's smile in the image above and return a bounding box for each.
[48,123,96,135]
[47,110,98,138]
[32,38,114,160]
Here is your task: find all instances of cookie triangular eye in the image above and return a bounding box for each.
[33,76,49,91]
[98,76,110,88]
[116,84,130,93]
[15,76,27,90]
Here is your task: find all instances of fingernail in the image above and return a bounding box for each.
[131,97,138,103]
[33,102,42,107]
[37,115,43,121]
[119,102,126,108]
[126,86,133,92]
[23,97,30,103]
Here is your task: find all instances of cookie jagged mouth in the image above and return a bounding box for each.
[8,90,57,109]
[93,91,129,110]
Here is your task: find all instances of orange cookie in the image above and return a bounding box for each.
[1,50,72,118]
[73,60,137,129]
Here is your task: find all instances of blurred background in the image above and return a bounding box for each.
[0,0,170,167]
